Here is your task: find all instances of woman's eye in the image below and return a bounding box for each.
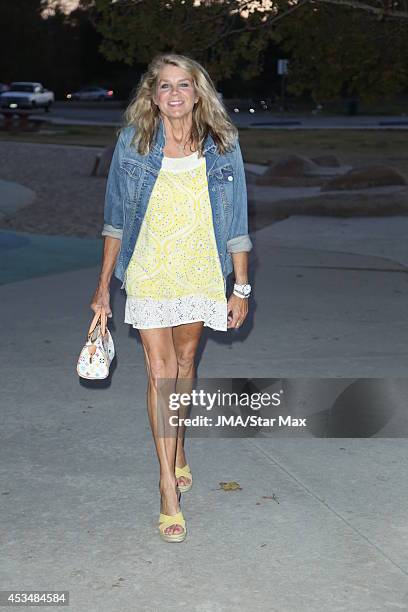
[160,83,189,89]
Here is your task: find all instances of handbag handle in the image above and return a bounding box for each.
[87,309,107,338]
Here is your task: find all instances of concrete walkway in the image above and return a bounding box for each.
[0,179,36,217]
[0,230,102,285]
[1,216,408,611]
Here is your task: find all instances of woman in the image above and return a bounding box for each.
[90,53,252,543]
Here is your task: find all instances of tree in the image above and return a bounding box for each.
[274,3,408,101]
[80,0,278,83]
[79,0,408,100]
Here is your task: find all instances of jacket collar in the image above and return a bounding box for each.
[153,114,217,155]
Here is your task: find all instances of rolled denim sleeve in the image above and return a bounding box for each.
[226,138,252,253]
[101,129,126,240]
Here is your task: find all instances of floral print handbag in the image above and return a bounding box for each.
[76,309,115,379]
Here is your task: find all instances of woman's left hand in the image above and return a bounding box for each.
[227,294,249,329]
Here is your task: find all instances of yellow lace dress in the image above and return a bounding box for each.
[124,151,227,331]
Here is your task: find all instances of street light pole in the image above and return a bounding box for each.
[281,72,286,115]
[277,59,289,117]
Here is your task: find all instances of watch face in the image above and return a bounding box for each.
[242,284,251,295]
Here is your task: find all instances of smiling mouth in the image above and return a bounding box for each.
[168,101,184,106]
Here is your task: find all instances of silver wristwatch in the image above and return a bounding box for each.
[233,283,251,298]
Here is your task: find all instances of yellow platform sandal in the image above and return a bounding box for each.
[175,464,193,493]
[158,511,186,543]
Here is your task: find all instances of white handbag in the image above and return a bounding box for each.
[77,310,115,380]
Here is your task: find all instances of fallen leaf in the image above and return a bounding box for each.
[219,481,242,491]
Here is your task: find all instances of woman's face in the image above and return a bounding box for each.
[153,64,199,121]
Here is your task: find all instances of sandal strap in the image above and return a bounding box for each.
[159,511,185,532]
[175,464,191,479]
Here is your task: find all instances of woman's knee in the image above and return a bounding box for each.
[176,350,196,373]
[148,356,178,382]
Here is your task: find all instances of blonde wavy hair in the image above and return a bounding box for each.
[123,53,238,156]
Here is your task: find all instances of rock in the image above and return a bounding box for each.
[311,155,341,167]
[257,155,323,185]
[265,154,318,177]
[257,153,350,186]
[322,165,407,191]
[92,145,115,177]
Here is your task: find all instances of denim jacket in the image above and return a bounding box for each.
[102,116,252,288]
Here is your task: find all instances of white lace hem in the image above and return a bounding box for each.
[124,295,227,331]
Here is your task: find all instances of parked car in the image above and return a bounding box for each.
[66,86,114,101]
[0,82,54,112]
[226,97,276,114]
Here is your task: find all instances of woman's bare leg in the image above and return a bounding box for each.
[172,321,204,488]
[138,327,182,537]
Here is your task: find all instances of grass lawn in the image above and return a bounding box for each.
[0,124,118,148]
[1,125,407,237]
[238,129,408,228]
[1,124,407,177]
[2,123,408,193]
[239,129,408,178]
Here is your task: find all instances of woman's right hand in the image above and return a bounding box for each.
[90,282,112,318]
